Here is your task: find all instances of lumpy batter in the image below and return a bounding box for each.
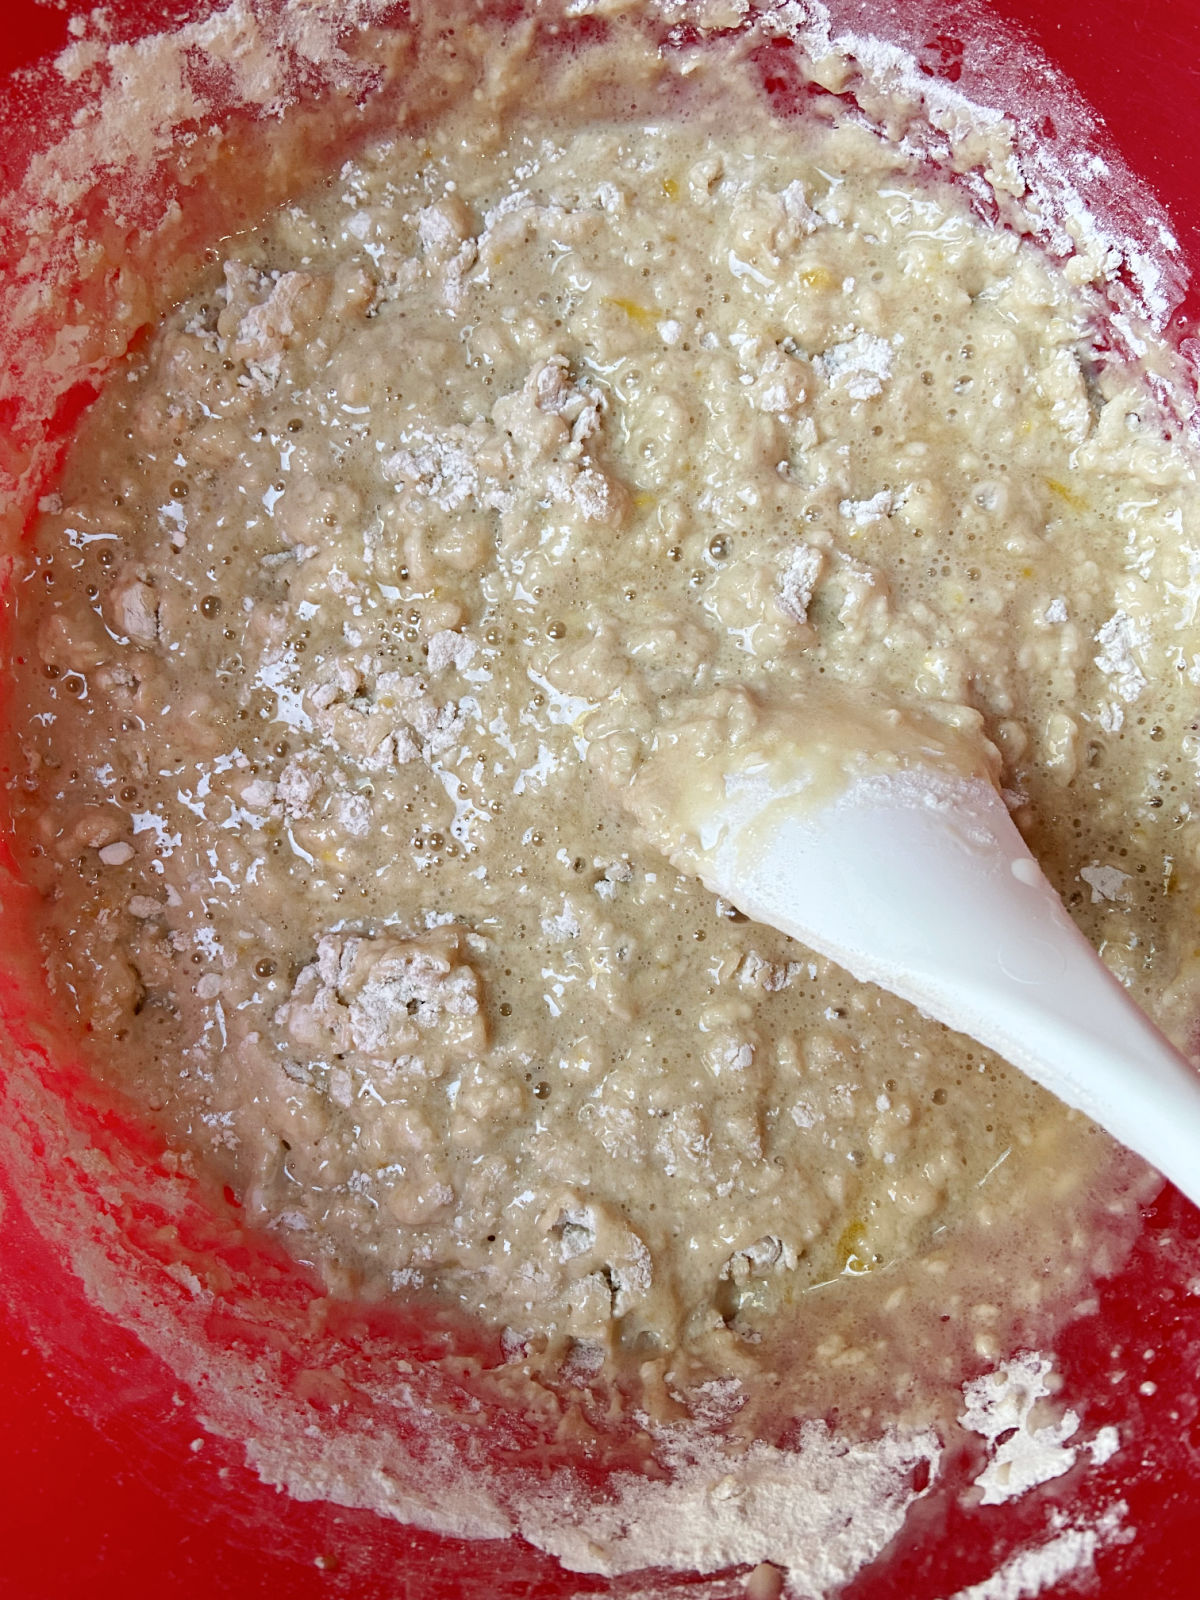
[6,15,1196,1414]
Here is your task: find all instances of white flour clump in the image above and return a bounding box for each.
[1094,611,1149,724]
[946,1502,1132,1600]
[1080,863,1133,904]
[816,332,894,399]
[515,1418,940,1593]
[960,1352,1080,1505]
[778,544,825,625]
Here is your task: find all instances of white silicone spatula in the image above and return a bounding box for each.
[630,711,1200,1209]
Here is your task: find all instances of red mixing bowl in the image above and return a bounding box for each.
[4,2,1200,1596]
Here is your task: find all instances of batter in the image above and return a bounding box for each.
[5,16,1193,1421]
